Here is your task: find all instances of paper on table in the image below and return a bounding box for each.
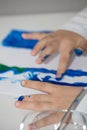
[0,30,87,98]
[0,79,44,98]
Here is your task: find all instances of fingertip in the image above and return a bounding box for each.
[22,33,27,39]
[36,59,43,64]
[56,69,64,79]
[15,101,21,107]
[56,72,62,79]
[31,50,37,56]
[31,45,40,56]
[21,80,27,87]
[74,48,83,56]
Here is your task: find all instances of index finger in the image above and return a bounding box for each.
[31,39,47,56]
[31,35,54,56]
[57,52,70,77]
[22,33,47,40]
[21,80,58,94]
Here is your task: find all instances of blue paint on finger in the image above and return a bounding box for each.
[42,55,50,62]
[18,96,24,101]
[74,48,83,56]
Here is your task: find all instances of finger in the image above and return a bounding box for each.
[31,40,46,56]
[15,101,53,111]
[57,52,70,77]
[36,45,56,64]
[22,33,34,39]
[21,80,58,94]
[31,36,54,56]
[22,33,47,40]
[15,100,66,111]
[28,111,64,129]
[23,94,54,102]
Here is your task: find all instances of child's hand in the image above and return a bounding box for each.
[15,80,82,112]
[22,30,87,77]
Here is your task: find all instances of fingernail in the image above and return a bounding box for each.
[18,96,24,101]
[21,33,24,38]
[28,123,37,130]
[74,48,83,56]
[22,33,27,39]
[21,80,26,86]
[36,58,42,64]
[31,50,36,56]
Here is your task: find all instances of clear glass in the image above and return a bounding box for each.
[20,110,87,130]
[58,110,87,130]
[20,89,87,130]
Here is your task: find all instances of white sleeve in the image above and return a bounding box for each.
[60,7,87,40]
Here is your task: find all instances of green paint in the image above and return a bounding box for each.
[0,64,26,73]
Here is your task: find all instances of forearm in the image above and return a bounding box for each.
[60,7,87,40]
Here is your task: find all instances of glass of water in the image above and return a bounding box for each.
[20,89,87,130]
[20,110,66,130]
[20,110,87,130]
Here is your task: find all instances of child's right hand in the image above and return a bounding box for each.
[22,30,87,77]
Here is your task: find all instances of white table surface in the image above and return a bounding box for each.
[0,12,78,130]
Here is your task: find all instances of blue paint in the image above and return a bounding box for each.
[74,48,83,56]
[0,77,22,84]
[0,63,87,87]
[65,69,87,77]
[28,95,31,98]
[52,82,87,87]
[2,30,51,49]
[42,55,50,62]
[56,74,64,80]
[18,96,24,101]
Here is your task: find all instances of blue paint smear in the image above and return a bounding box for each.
[0,77,21,83]
[0,66,87,77]
[63,69,87,77]
[0,64,87,87]
[2,29,51,49]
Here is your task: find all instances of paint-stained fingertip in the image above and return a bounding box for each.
[56,72,64,80]
[21,33,27,39]
[18,96,24,101]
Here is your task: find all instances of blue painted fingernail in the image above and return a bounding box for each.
[28,95,31,98]
[42,55,50,61]
[74,48,83,56]
[18,96,24,101]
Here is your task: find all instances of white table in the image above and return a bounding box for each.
[0,12,77,130]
